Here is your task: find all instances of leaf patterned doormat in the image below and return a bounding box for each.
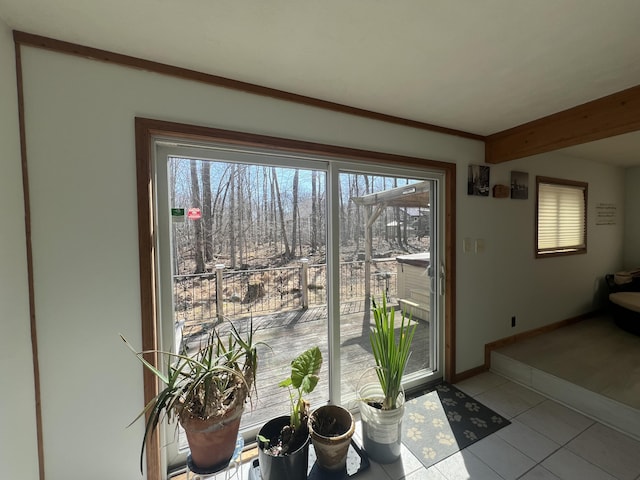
[402,383,510,468]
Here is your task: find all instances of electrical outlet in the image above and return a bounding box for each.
[511,316,516,327]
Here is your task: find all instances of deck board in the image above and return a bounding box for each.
[177,302,430,448]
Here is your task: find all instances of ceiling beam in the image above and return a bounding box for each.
[485,84,640,164]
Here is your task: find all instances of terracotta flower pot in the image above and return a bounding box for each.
[180,402,244,472]
[309,404,355,472]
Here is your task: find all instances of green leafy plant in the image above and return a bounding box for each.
[370,293,417,410]
[121,320,260,472]
[279,345,323,429]
[259,346,322,456]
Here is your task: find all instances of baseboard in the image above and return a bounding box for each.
[452,365,488,384]
[483,309,601,369]
[449,309,603,385]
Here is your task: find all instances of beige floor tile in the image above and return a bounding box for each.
[566,423,640,480]
[515,399,594,444]
[542,448,616,480]
[495,419,560,462]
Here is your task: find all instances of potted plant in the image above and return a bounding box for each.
[308,403,355,472]
[257,345,322,480]
[359,293,416,464]
[121,320,260,474]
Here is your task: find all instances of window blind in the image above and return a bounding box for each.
[537,181,586,254]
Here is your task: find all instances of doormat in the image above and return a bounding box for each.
[402,383,510,469]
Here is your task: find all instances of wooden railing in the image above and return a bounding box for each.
[172,259,398,324]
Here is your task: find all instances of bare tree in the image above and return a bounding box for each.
[190,159,205,273]
[291,169,300,257]
[237,166,245,268]
[272,167,291,260]
[270,169,277,252]
[311,170,318,252]
[229,163,236,269]
[202,161,213,264]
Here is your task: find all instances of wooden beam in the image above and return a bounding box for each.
[14,39,46,480]
[485,84,640,163]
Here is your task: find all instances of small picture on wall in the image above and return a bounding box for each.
[467,165,490,196]
[510,171,529,199]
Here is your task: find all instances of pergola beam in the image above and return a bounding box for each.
[352,181,430,308]
[485,84,640,164]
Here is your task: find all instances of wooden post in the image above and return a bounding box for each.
[215,263,225,320]
[364,206,371,310]
[300,258,309,309]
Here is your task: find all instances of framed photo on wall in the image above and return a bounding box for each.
[510,171,529,199]
[467,165,490,196]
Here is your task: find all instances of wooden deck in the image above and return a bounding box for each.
[180,301,431,435]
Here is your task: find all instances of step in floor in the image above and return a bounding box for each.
[490,315,640,441]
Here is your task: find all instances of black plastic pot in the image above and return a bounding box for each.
[257,415,310,480]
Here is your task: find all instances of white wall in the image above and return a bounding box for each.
[624,167,640,267]
[17,45,626,478]
[0,21,40,480]
[455,153,625,367]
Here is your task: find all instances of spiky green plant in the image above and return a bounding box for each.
[121,319,261,473]
[370,294,417,410]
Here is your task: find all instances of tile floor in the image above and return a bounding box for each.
[491,315,640,410]
[192,371,640,480]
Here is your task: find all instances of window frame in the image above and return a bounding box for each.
[134,117,458,479]
[535,176,588,258]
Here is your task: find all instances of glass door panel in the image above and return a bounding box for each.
[337,172,439,403]
[157,146,329,470]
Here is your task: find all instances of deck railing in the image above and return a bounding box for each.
[172,259,397,325]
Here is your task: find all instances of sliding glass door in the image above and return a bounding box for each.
[153,141,444,472]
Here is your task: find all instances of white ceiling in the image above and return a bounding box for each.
[1,0,639,166]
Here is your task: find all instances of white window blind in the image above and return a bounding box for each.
[537,178,587,256]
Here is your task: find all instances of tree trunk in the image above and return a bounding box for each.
[339,177,346,245]
[352,175,361,251]
[202,161,212,264]
[238,166,244,268]
[311,170,318,252]
[270,171,277,252]
[190,159,205,274]
[229,164,236,269]
[272,168,291,260]
[291,169,299,258]
[212,165,232,257]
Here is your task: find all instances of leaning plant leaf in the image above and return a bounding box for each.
[279,377,293,388]
[257,434,270,447]
[120,335,169,385]
[290,345,322,394]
